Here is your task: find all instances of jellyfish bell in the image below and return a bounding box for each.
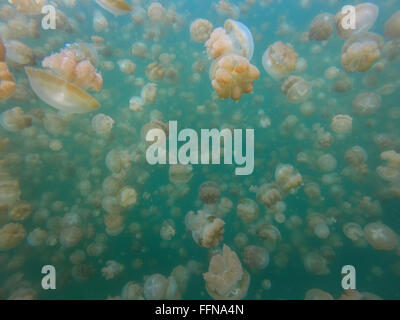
[336,3,379,39]
[309,13,335,41]
[281,76,312,104]
[262,42,298,81]
[352,91,381,115]
[0,62,16,100]
[385,11,400,39]
[190,19,213,43]
[95,0,132,16]
[25,67,100,114]
[0,107,31,132]
[364,222,398,251]
[224,19,254,60]
[341,32,383,73]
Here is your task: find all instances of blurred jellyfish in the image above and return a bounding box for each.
[242,245,269,272]
[144,273,177,300]
[185,210,225,248]
[0,107,31,132]
[309,13,335,41]
[256,183,282,208]
[121,282,144,300]
[203,244,250,300]
[341,32,382,73]
[59,226,83,248]
[169,164,193,184]
[305,288,334,300]
[237,198,259,223]
[93,10,108,32]
[118,59,136,74]
[117,186,137,208]
[336,3,379,39]
[304,251,330,275]
[160,220,176,241]
[199,182,221,204]
[141,83,157,104]
[385,11,400,38]
[352,92,381,115]
[0,223,26,250]
[148,2,166,23]
[101,260,124,280]
[190,19,213,42]
[95,0,132,16]
[317,154,337,172]
[364,222,398,251]
[104,213,125,236]
[274,164,303,193]
[343,222,364,242]
[92,113,114,135]
[281,76,312,104]
[129,96,145,111]
[27,228,48,247]
[331,114,352,134]
[5,40,34,67]
[9,201,32,221]
[262,42,298,81]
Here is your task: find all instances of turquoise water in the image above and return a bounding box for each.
[0,0,399,300]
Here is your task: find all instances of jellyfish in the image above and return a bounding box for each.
[281,76,312,104]
[93,10,108,33]
[242,245,269,272]
[237,198,259,223]
[59,226,83,248]
[95,0,132,16]
[309,13,335,41]
[117,186,137,208]
[364,222,398,251]
[262,42,298,81]
[203,244,250,300]
[256,183,282,208]
[141,119,169,146]
[223,19,254,60]
[27,228,48,247]
[343,222,364,242]
[0,43,16,99]
[209,53,259,101]
[169,164,193,184]
[352,92,381,115]
[215,1,240,20]
[160,220,176,241]
[317,154,337,172]
[121,282,144,300]
[336,3,379,39]
[101,260,125,280]
[305,289,334,300]
[104,213,125,236]
[341,32,383,73]
[205,28,233,59]
[274,164,303,193]
[0,223,26,250]
[92,113,114,135]
[141,83,157,104]
[184,210,225,248]
[304,251,330,275]
[129,96,145,111]
[25,67,100,114]
[199,182,221,204]
[331,114,352,134]
[8,201,32,221]
[190,19,213,42]
[118,59,136,74]
[144,274,177,300]
[4,40,34,67]
[0,107,31,132]
[385,11,400,38]
[147,2,166,23]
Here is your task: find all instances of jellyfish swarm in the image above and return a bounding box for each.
[262,41,298,81]
[203,244,250,300]
[205,19,259,101]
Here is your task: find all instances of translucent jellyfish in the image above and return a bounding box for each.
[148,2,166,23]
[331,114,352,134]
[203,244,250,300]
[199,182,221,204]
[129,96,145,111]
[118,59,136,74]
[364,222,398,251]
[257,224,281,244]
[101,260,124,280]
[169,164,193,184]
[117,186,137,208]
[145,62,165,82]
[121,282,144,300]
[9,201,32,221]
[224,19,254,60]
[262,42,298,81]
[0,107,31,132]
[93,10,108,33]
[59,226,83,248]
[144,274,177,300]
[0,223,26,250]
[352,92,381,115]
[105,150,124,173]
[25,67,100,114]
[341,32,383,73]
[305,288,334,300]
[385,11,400,38]
[281,76,312,104]
[242,245,269,272]
[274,164,303,192]
[317,154,337,172]
[304,251,329,275]
[95,0,132,16]
[209,53,259,101]
[104,213,125,236]
[343,222,364,242]
[27,228,48,247]
[141,83,157,104]
[0,61,16,100]
[92,113,114,135]
[0,179,21,210]
[237,198,259,223]
[309,13,336,41]
[185,210,225,248]
[160,220,176,241]
[256,183,282,208]
[336,3,379,39]
[5,40,34,67]
[215,1,240,20]
[190,19,213,42]
[205,28,233,59]
[324,66,340,80]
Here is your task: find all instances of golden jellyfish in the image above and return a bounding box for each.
[141,119,169,146]
[336,3,379,39]
[242,245,269,272]
[9,201,32,221]
[262,42,298,81]
[184,210,225,248]
[129,96,145,111]
[331,114,352,134]
[104,213,125,236]
[95,0,132,16]
[237,198,259,223]
[203,244,250,300]
[317,153,337,172]
[190,19,213,42]
[352,92,381,115]
[145,62,165,82]
[281,76,312,104]
[117,186,137,208]
[274,164,303,192]
[8,0,46,15]
[256,183,282,208]
[25,67,100,114]
[385,11,400,38]
[160,220,176,241]
[148,2,166,23]
[169,164,193,184]
[304,251,330,275]
[364,222,398,251]
[343,222,364,242]
[309,13,336,41]
[141,83,157,104]
[93,10,108,33]
[4,40,34,67]
[102,260,124,280]
[27,228,48,247]
[341,32,383,73]
[0,223,26,250]
[199,181,221,204]
[209,53,259,101]
[121,282,144,300]
[0,42,16,100]
[143,274,169,300]
[59,226,83,248]
[92,113,114,135]
[324,66,340,80]
[0,179,21,210]
[205,28,233,59]
[0,107,31,132]
[215,1,240,20]
[257,224,281,243]
[305,288,334,300]
[118,59,136,74]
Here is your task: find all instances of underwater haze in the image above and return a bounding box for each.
[0,0,400,300]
